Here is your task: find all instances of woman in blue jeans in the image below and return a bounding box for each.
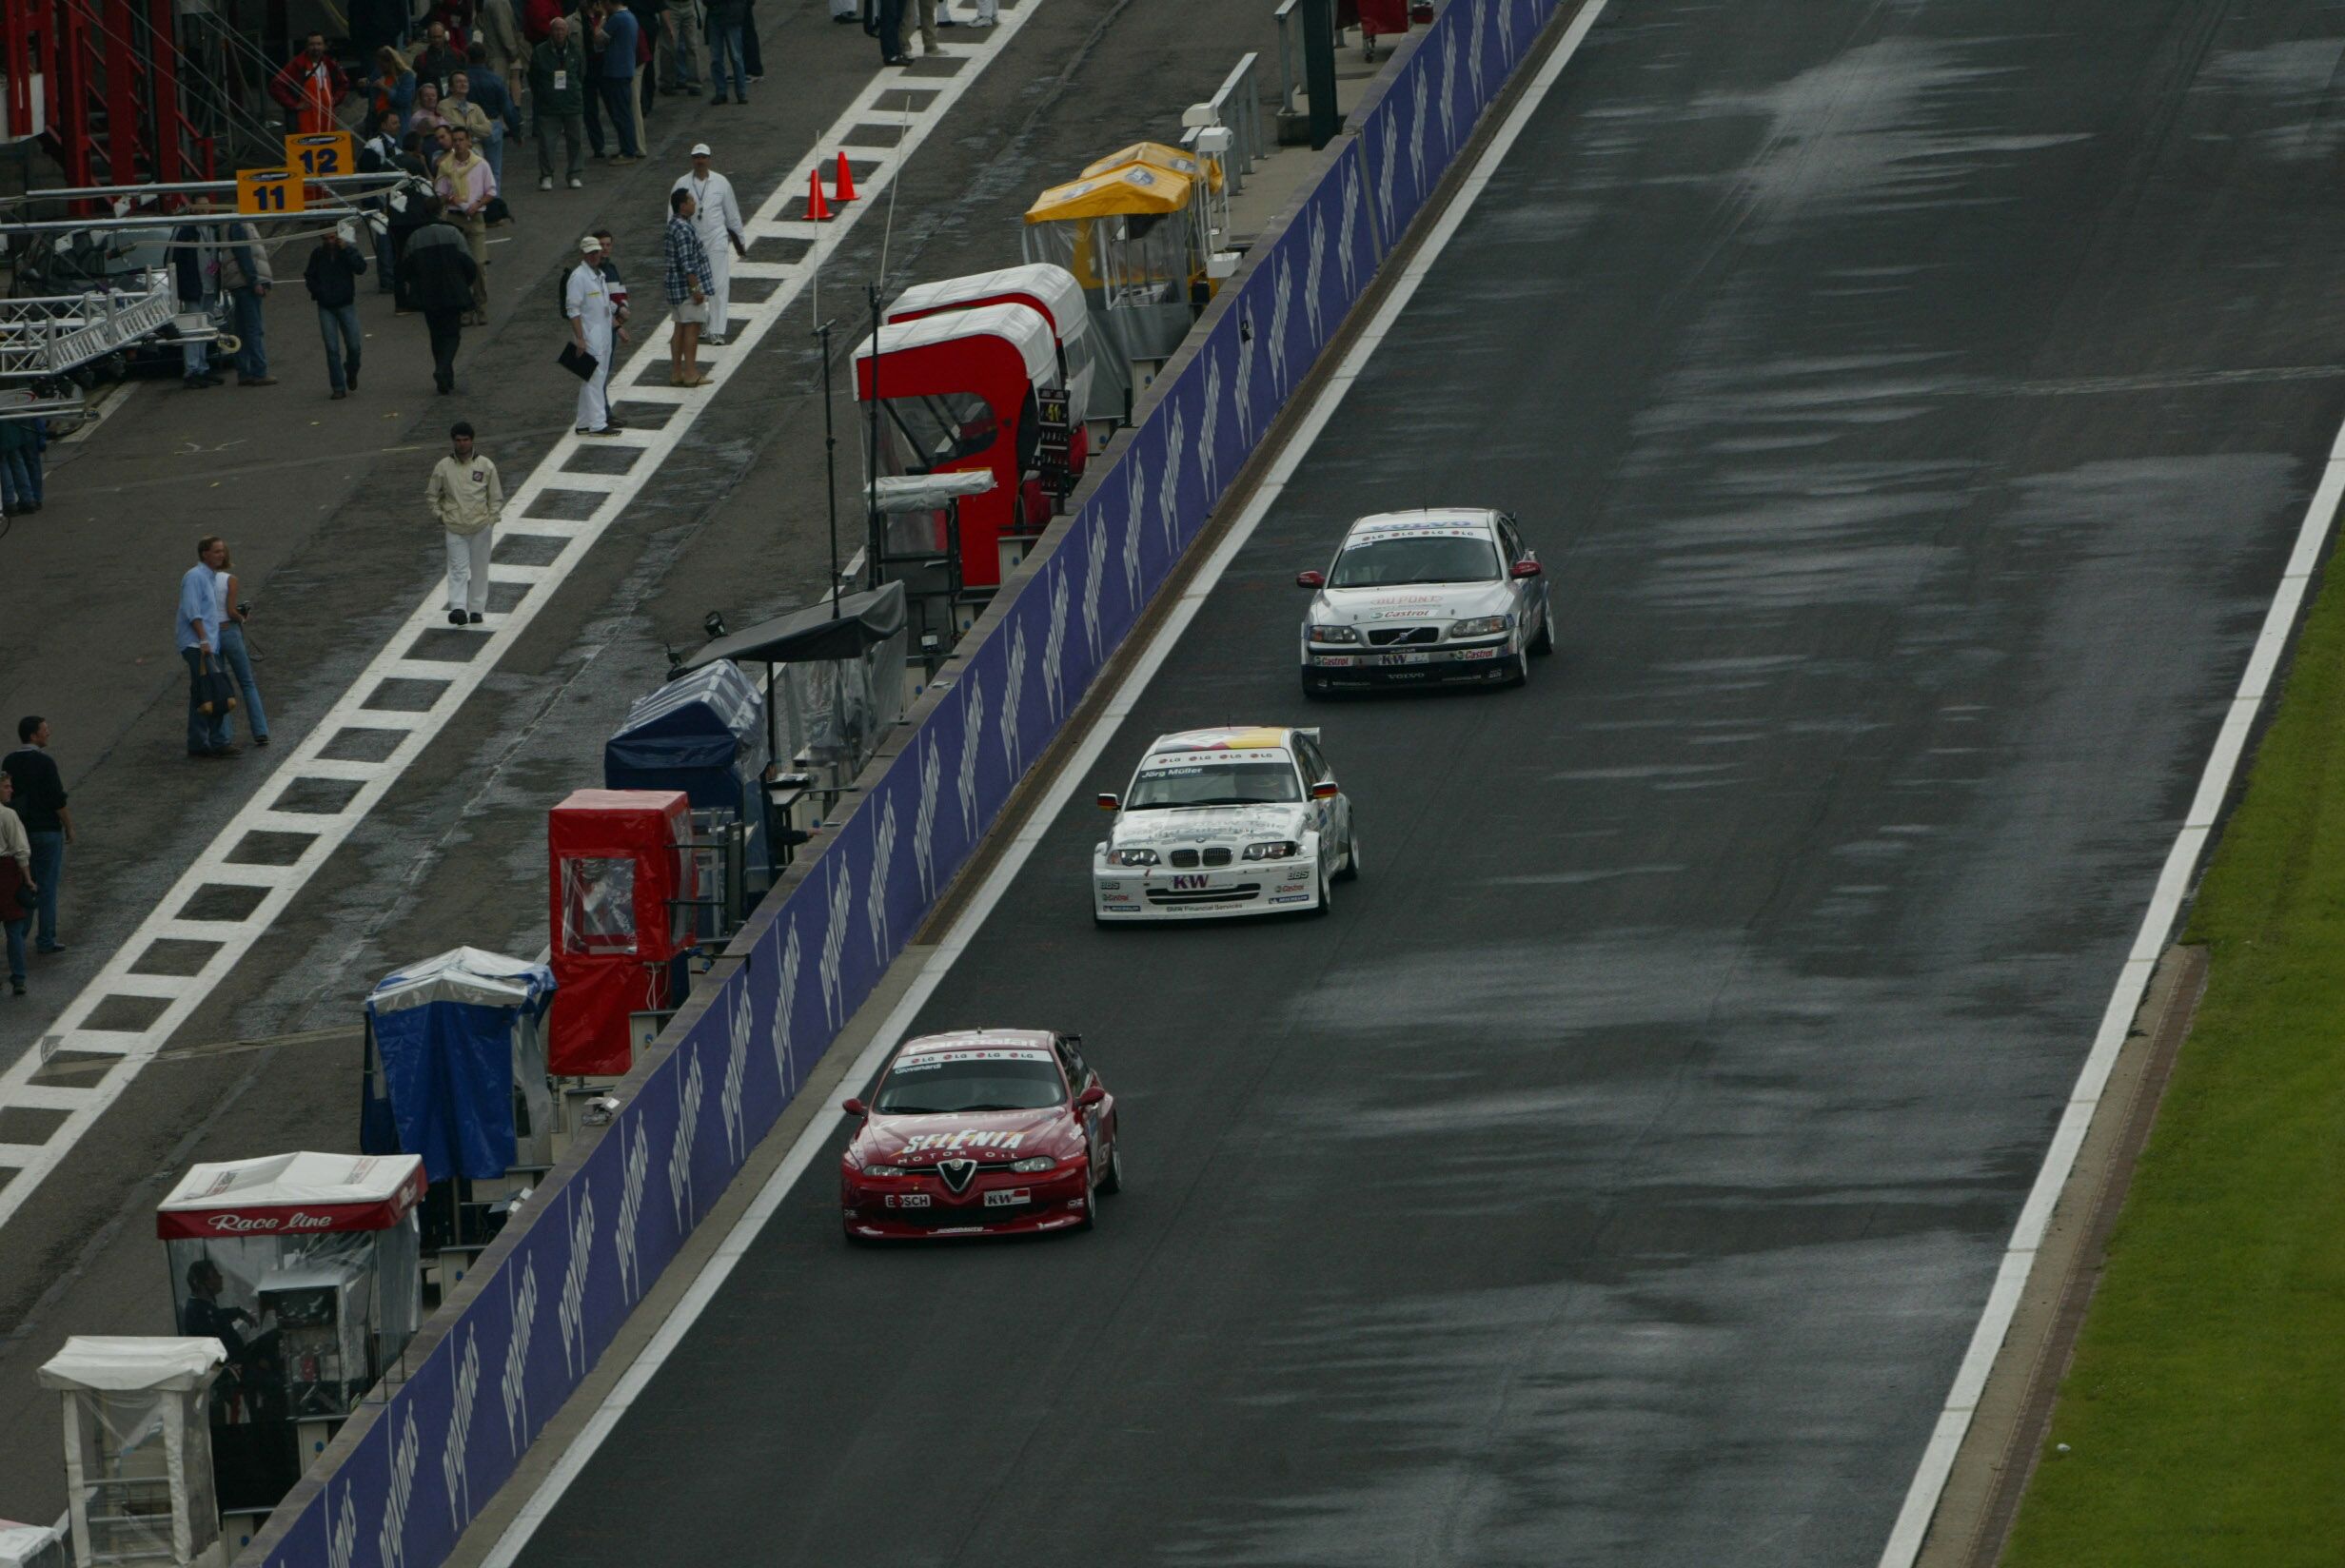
[214,546,270,746]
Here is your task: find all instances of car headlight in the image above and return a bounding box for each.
[858,1163,907,1178]
[1449,615,1512,637]
[1010,1156,1058,1173]
[1308,623,1360,643]
[1243,840,1302,860]
[1109,847,1159,867]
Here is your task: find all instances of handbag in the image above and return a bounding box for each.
[0,854,30,914]
[193,651,240,717]
[558,342,599,381]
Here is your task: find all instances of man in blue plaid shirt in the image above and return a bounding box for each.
[663,186,716,387]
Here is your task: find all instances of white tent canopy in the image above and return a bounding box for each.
[36,1337,224,1394]
[365,946,552,1014]
[853,304,1059,394]
[890,263,1087,338]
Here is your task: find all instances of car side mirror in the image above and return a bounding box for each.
[1509,559,1542,578]
[841,1097,869,1118]
[1309,780,1340,800]
[1074,1085,1107,1109]
[1295,570,1326,589]
[1096,792,1120,812]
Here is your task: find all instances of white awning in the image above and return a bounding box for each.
[872,472,997,513]
[156,1150,427,1238]
[854,304,1059,395]
[889,264,1086,340]
[36,1337,224,1394]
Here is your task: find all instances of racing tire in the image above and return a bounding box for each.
[1335,824,1361,883]
[1503,650,1532,689]
[1099,1138,1124,1195]
[1310,858,1333,916]
[1075,1155,1101,1231]
[1531,604,1556,656]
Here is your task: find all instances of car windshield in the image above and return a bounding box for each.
[42,226,170,286]
[1330,532,1501,587]
[1126,758,1301,810]
[874,1052,1066,1114]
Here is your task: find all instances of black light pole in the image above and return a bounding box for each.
[1304,0,1340,149]
[866,282,885,589]
[814,316,842,617]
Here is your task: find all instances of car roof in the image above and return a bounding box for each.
[897,1028,1058,1057]
[1343,508,1501,536]
[1144,726,1298,755]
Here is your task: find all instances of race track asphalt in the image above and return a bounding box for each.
[516,1,2345,1562]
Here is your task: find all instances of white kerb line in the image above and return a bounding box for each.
[0,0,1053,1234]
[1873,386,2345,1562]
[477,7,1611,1560]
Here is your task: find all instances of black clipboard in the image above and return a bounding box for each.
[558,343,600,382]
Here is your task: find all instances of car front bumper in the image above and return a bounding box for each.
[842,1161,1092,1239]
[1303,638,1514,688]
[1094,858,1322,920]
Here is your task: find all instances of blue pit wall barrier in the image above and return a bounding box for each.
[245,2,1581,1560]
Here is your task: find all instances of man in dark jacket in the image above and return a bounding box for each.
[304,227,369,399]
[404,200,481,394]
[530,14,588,188]
[170,206,224,389]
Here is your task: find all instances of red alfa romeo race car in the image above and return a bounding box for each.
[839,1029,1122,1241]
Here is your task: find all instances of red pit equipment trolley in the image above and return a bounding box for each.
[855,303,1062,591]
[887,262,1106,443]
[546,788,697,1076]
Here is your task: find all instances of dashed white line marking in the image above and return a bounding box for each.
[0,0,1054,1231]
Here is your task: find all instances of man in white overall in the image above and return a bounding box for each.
[672,144,748,344]
[566,234,625,436]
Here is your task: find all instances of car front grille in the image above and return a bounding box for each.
[1166,848,1236,869]
[1366,626,1440,647]
[1146,883,1263,905]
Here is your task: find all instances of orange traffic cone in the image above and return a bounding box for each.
[807,167,834,222]
[832,151,859,204]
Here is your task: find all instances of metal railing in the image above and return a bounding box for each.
[1179,51,1264,198]
[0,277,189,380]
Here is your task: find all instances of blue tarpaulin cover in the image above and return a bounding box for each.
[362,948,556,1183]
[603,659,765,807]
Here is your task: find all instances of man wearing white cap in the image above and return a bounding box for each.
[672,144,747,344]
[566,233,625,436]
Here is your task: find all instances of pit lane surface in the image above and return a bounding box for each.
[516,2,2345,1562]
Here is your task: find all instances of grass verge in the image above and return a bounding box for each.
[2000,535,2345,1565]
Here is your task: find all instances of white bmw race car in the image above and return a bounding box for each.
[1297,508,1554,696]
[1092,727,1360,923]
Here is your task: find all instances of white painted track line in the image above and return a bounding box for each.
[1874,363,2345,1563]
[0,0,1053,1231]
[477,8,1612,1560]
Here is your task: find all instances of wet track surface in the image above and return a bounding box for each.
[522,1,2345,1562]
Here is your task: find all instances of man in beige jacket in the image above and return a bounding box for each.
[426,421,504,626]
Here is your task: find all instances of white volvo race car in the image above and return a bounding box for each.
[1092,727,1360,923]
[1297,508,1554,696]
